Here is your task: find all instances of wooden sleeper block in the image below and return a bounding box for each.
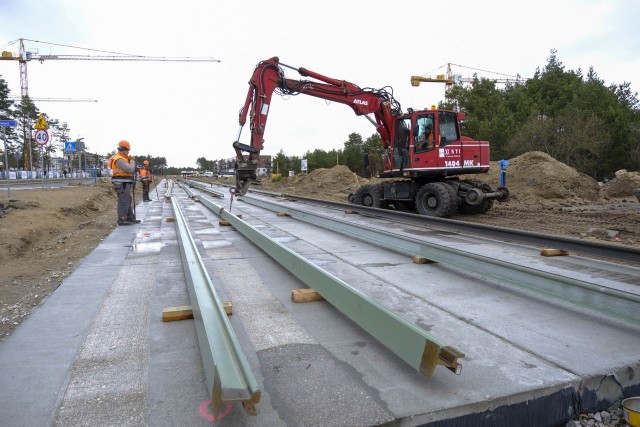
[540,248,570,257]
[291,288,325,303]
[162,303,232,322]
[413,255,436,264]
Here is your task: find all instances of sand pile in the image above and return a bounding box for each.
[603,170,640,198]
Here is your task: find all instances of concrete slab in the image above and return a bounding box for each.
[1,187,638,427]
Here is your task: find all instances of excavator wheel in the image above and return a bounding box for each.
[443,182,459,216]
[415,182,454,218]
[353,184,386,208]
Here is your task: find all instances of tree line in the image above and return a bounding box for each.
[2,50,638,180]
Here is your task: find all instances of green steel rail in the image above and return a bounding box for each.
[197,193,464,379]
[240,195,640,327]
[170,196,261,416]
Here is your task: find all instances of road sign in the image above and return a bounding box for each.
[0,119,17,127]
[35,114,48,130]
[34,129,49,146]
[64,141,76,153]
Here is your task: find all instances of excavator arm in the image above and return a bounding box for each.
[233,56,401,195]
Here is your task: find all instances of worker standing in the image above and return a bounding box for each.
[139,160,153,202]
[110,140,140,226]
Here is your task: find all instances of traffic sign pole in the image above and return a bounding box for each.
[0,120,17,196]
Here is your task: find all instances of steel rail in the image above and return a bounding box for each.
[207,183,640,264]
[273,193,640,264]
[183,179,227,198]
[238,195,640,327]
[195,193,464,379]
[170,196,261,416]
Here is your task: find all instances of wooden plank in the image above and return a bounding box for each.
[291,288,325,303]
[162,306,193,322]
[413,255,437,264]
[540,248,570,257]
[163,303,232,322]
[223,302,233,316]
[276,212,290,217]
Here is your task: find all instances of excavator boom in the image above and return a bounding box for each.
[233,56,399,194]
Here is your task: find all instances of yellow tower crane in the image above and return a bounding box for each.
[411,63,522,93]
[0,38,221,170]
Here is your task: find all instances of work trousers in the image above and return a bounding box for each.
[142,182,150,201]
[113,181,135,221]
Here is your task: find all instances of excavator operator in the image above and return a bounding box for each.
[416,123,435,152]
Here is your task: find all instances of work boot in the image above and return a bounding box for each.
[127,218,141,223]
[118,220,134,226]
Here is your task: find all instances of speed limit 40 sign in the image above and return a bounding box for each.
[34,129,49,146]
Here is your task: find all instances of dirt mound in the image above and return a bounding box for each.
[289,165,365,192]
[258,165,366,202]
[468,151,601,205]
[603,170,640,198]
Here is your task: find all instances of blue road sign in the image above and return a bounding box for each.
[0,119,17,127]
[64,141,76,153]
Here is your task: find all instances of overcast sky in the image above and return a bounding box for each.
[1,0,639,168]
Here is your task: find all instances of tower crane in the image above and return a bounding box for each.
[1,38,220,98]
[411,63,522,93]
[0,38,220,170]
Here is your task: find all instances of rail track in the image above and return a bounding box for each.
[172,179,640,420]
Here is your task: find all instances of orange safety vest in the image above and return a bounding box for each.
[110,151,134,180]
[139,167,152,183]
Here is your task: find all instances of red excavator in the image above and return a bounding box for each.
[233,57,509,218]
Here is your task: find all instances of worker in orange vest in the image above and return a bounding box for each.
[110,140,140,225]
[139,160,153,202]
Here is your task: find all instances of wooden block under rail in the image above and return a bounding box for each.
[219,220,231,226]
[276,212,290,217]
[291,288,325,303]
[162,303,233,322]
[162,306,193,322]
[413,255,437,264]
[540,248,570,257]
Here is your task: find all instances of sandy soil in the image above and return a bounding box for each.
[1,152,639,342]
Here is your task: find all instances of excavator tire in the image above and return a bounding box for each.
[415,182,454,218]
[443,182,459,216]
[353,184,386,208]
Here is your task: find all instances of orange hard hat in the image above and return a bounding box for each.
[143,160,149,165]
[118,140,130,150]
